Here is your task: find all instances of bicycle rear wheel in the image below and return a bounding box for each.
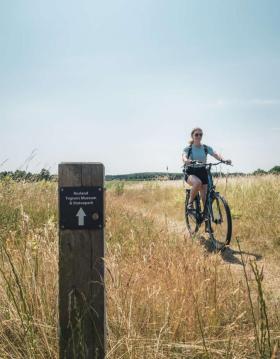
[210,193,232,247]
[185,190,199,235]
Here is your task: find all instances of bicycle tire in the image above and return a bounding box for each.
[185,190,199,235]
[210,193,232,246]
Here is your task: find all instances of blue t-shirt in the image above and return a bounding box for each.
[182,144,215,163]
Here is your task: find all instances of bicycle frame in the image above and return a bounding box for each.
[184,160,232,245]
[204,165,217,223]
[199,166,215,223]
[186,162,221,226]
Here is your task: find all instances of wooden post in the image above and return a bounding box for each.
[58,163,105,359]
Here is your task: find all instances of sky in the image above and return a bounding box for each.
[1,0,280,174]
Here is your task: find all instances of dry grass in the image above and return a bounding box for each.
[0,175,279,358]
[0,179,57,358]
[120,175,280,259]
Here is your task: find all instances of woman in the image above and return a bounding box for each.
[182,127,231,211]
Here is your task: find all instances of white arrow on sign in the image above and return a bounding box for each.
[76,207,86,226]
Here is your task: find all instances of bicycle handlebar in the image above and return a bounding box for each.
[185,160,232,167]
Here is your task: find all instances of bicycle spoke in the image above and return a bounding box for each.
[210,195,232,246]
[183,161,232,247]
[185,191,199,235]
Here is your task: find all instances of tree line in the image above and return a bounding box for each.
[0,169,55,182]
[0,166,279,182]
[252,166,280,175]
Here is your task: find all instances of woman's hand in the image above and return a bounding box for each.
[182,154,192,164]
[224,159,232,165]
[213,152,232,165]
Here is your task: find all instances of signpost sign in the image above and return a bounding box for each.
[58,163,105,359]
[59,186,104,229]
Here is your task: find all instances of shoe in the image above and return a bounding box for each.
[187,204,197,220]
[187,204,195,213]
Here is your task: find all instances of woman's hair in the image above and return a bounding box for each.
[189,127,203,145]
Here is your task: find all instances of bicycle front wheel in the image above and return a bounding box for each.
[185,190,199,235]
[210,193,232,246]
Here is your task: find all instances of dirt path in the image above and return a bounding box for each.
[122,199,280,301]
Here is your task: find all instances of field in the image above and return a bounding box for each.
[0,175,280,358]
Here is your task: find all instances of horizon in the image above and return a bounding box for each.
[0,162,278,176]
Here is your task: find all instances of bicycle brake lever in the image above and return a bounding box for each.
[225,161,233,166]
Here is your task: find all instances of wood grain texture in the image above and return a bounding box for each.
[59,163,105,359]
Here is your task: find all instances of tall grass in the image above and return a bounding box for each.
[0,179,57,358]
[0,176,279,357]
[122,175,280,259]
[107,189,280,358]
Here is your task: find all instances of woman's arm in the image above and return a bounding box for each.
[212,151,232,164]
[182,153,192,164]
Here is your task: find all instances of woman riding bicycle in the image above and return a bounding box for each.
[182,127,232,212]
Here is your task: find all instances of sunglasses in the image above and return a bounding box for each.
[194,133,203,137]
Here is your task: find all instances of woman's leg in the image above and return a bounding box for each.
[186,175,202,206]
[200,184,208,208]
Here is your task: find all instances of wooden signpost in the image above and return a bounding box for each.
[58,163,105,359]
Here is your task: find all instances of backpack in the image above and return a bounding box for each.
[187,144,208,159]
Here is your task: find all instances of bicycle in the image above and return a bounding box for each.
[184,161,232,250]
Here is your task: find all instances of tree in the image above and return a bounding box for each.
[269,166,280,174]
[13,170,27,180]
[253,168,267,176]
[39,168,51,181]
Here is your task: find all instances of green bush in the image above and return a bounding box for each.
[114,181,125,196]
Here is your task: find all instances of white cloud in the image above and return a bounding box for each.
[249,99,280,105]
[207,98,280,108]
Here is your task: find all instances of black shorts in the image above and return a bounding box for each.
[184,167,208,185]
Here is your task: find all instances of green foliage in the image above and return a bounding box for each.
[1,166,280,183]
[106,172,182,181]
[113,181,125,196]
[269,166,280,174]
[0,169,55,182]
[38,168,51,181]
[253,166,280,175]
[253,169,267,176]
